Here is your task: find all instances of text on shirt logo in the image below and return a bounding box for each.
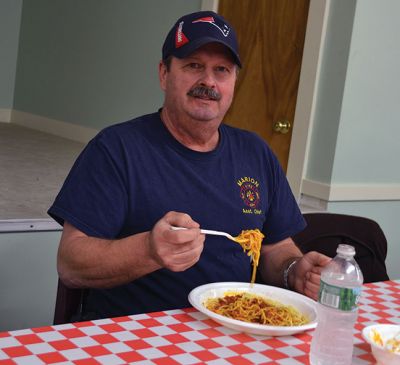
[237,176,262,214]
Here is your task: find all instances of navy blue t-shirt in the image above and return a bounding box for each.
[48,111,305,319]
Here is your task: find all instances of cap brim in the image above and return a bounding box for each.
[172,37,242,68]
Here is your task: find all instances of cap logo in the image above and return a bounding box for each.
[175,21,189,48]
[192,16,230,37]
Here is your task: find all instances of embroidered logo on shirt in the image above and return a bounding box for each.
[237,176,262,215]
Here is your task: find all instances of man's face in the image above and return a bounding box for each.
[159,42,237,123]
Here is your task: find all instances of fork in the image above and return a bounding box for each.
[171,226,238,242]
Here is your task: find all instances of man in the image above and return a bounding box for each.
[49,11,330,320]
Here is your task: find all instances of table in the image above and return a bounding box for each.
[0,280,399,365]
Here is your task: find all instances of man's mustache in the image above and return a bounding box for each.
[187,86,221,101]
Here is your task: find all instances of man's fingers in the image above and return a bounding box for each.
[306,271,322,286]
[164,211,200,230]
[163,243,204,271]
[304,285,319,301]
[164,227,202,244]
[305,251,331,264]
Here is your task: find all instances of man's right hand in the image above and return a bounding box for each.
[148,211,205,272]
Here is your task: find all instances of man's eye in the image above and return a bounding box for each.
[187,63,202,69]
[216,66,230,73]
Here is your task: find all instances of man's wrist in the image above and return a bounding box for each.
[283,257,301,290]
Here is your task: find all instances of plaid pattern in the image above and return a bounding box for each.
[0,280,399,364]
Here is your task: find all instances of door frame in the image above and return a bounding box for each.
[202,0,330,200]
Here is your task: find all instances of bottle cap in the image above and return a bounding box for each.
[337,244,356,256]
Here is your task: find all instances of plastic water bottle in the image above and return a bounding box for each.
[310,244,363,365]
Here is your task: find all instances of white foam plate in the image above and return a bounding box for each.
[362,324,400,365]
[188,282,317,336]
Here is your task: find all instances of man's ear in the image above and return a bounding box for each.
[158,61,167,91]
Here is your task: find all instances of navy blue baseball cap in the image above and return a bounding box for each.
[162,11,242,67]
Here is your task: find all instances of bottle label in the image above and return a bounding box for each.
[318,280,362,311]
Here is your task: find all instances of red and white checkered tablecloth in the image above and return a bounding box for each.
[0,280,399,365]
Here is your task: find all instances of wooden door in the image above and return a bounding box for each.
[219,0,310,172]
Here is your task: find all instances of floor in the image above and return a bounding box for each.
[0,121,318,222]
[0,122,85,220]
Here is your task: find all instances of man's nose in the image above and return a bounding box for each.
[198,68,216,87]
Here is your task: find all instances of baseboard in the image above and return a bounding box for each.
[302,178,400,201]
[11,110,98,144]
[0,219,62,233]
[0,109,12,123]
[299,194,328,212]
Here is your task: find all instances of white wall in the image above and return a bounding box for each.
[0,231,60,331]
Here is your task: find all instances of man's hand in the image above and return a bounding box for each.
[148,211,205,272]
[259,238,331,301]
[290,252,331,300]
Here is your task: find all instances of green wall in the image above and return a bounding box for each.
[305,0,400,280]
[14,0,201,129]
[1,0,203,331]
[306,0,357,184]
[332,0,400,183]
[0,0,22,109]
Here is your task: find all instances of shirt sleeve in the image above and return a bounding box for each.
[48,132,129,239]
[262,152,306,243]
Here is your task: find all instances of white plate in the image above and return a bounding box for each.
[362,324,400,365]
[188,282,317,336]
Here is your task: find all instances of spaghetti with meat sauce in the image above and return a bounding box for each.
[204,292,309,326]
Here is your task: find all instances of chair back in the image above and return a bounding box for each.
[53,279,84,325]
[292,213,389,283]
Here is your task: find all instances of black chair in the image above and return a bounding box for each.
[292,212,390,283]
[53,279,84,325]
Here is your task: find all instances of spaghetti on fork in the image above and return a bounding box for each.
[234,229,265,284]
